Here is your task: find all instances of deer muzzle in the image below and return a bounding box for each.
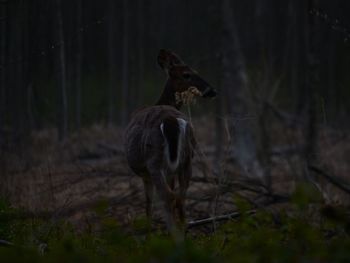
[202,86,217,98]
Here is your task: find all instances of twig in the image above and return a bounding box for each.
[0,239,14,247]
[187,209,256,229]
[264,100,304,126]
[305,165,330,202]
[309,165,350,194]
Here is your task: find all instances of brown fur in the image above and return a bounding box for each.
[125,105,196,231]
[124,50,215,232]
[125,105,195,176]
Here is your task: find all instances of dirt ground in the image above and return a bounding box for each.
[1,117,350,230]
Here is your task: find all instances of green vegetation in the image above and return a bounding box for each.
[1,189,350,263]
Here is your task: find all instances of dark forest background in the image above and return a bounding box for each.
[1,0,349,141]
[1,1,350,260]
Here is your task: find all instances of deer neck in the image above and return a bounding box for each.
[156,79,182,110]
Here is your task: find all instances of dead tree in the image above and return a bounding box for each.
[75,0,83,129]
[107,0,117,125]
[221,0,267,184]
[54,0,68,140]
[120,0,130,125]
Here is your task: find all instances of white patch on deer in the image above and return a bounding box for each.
[160,118,187,172]
[175,87,202,105]
[188,86,202,96]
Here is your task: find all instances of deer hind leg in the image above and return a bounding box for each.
[142,175,154,220]
[177,163,192,225]
[148,168,176,232]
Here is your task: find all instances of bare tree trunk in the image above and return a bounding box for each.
[221,0,265,181]
[304,0,320,166]
[281,0,294,83]
[255,0,275,81]
[0,1,6,132]
[136,0,144,109]
[75,0,83,129]
[121,0,129,125]
[214,56,224,175]
[327,3,338,122]
[289,1,300,108]
[107,0,117,126]
[54,0,68,140]
[328,30,337,121]
[254,0,277,189]
[0,0,9,197]
[13,1,23,137]
[22,0,32,133]
[294,1,308,116]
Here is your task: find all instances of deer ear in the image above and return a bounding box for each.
[157,49,184,73]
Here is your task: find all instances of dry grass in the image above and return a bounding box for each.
[1,118,349,230]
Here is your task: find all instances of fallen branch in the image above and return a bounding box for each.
[187,210,256,229]
[191,176,269,193]
[264,101,304,126]
[0,239,13,247]
[309,165,350,195]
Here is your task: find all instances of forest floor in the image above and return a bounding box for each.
[1,117,350,233]
[1,118,350,261]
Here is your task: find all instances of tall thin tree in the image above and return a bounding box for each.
[136,0,144,109]
[54,0,68,140]
[221,0,265,182]
[305,0,320,166]
[107,0,117,125]
[0,0,7,132]
[75,0,83,129]
[121,0,129,125]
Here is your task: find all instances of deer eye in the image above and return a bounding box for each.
[182,73,191,80]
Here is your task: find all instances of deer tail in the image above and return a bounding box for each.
[160,117,187,170]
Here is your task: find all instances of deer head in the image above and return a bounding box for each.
[157,49,217,108]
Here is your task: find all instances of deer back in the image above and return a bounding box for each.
[125,105,196,175]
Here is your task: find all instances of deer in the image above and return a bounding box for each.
[124,49,216,232]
